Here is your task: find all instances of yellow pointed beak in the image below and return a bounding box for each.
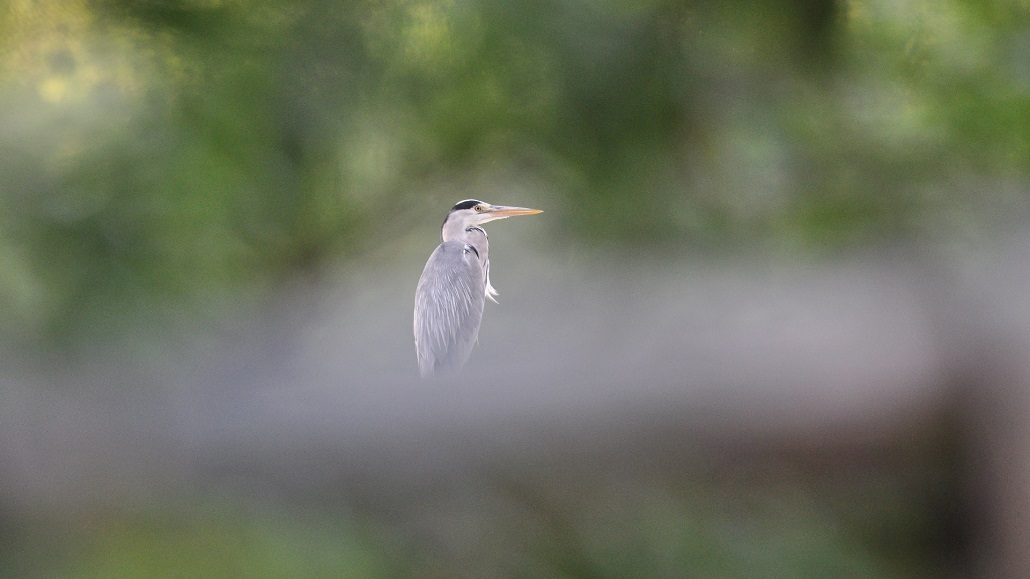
[484,205,543,218]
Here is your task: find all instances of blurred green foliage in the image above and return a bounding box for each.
[0,0,1028,342]
[2,502,395,578]
[0,1,1006,575]
[1,431,958,578]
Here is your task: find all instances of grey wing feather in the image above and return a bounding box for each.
[414,241,486,377]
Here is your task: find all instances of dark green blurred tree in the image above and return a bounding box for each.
[0,0,1026,343]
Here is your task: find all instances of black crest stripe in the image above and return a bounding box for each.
[450,199,483,212]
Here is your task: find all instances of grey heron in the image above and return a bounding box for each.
[414,199,542,378]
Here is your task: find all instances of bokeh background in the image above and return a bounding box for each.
[2,0,1029,576]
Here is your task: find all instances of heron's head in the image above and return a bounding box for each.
[442,199,543,231]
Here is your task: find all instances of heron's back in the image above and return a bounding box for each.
[414,241,486,377]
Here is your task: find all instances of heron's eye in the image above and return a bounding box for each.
[474,205,486,212]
